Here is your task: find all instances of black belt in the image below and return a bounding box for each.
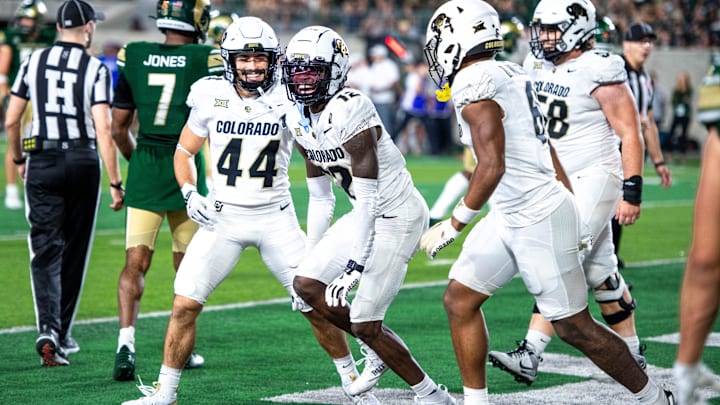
[41,139,96,151]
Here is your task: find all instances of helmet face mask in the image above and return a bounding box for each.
[156,0,211,42]
[220,17,281,93]
[282,26,349,106]
[529,0,597,62]
[423,0,504,87]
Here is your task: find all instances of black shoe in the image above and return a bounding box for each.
[61,336,80,354]
[113,345,136,381]
[36,326,69,367]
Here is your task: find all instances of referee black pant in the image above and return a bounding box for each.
[25,148,101,340]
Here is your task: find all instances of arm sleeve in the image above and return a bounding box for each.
[112,72,135,109]
[306,175,336,250]
[349,176,378,267]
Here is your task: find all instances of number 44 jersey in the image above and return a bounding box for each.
[186,76,295,207]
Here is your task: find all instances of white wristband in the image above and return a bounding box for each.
[181,183,197,198]
[452,198,481,225]
[0,74,7,84]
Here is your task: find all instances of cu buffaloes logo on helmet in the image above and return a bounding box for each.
[431,13,452,34]
[334,38,348,57]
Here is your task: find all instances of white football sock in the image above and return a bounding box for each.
[463,386,490,405]
[118,326,135,353]
[623,335,641,356]
[525,329,552,355]
[429,172,469,220]
[157,365,182,398]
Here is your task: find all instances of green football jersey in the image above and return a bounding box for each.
[116,41,223,211]
[116,41,224,147]
[0,27,56,82]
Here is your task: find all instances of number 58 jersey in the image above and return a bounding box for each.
[523,50,626,175]
[186,76,295,207]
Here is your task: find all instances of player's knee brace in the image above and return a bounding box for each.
[593,272,636,325]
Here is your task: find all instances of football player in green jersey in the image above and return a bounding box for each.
[111,0,223,381]
[1,0,55,210]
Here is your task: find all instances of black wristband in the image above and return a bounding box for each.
[110,181,124,191]
[12,156,26,165]
[622,175,643,205]
[653,161,666,168]
[346,259,365,273]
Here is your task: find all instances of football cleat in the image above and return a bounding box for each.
[664,389,676,405]
[121,379,177,405]
[4,194,22,210]
[350,392,381,405]
[114,345,136,381]
[488,340,541,386]
[414,384,457,405]
[674,362,720,405]
[184,351,205,369]
[633,344,647,370]
[36,327,69,367]
[61,336,80,354]
[347,346,388,395]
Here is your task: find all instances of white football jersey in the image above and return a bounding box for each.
[523,50,626,175]
[186,77,294,207]
[452,60,566,227]
[286,87,415,212]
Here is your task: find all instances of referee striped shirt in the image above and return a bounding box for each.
[11,41,112,142]
[623,55,654,121]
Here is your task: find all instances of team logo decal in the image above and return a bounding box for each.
[473,21,486,33]
[431,13,452,34]
[214,98,228,108]
[334,39,348,57]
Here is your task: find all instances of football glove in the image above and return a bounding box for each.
[182,184,216,227]
[291,288,310,312]
[325,261,363,307]
[420,219,460,259]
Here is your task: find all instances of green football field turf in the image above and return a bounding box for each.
[0,139,718,404]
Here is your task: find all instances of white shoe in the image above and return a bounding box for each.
[674,363,720,405]
[414,384,456,405]
[347,346,388,395]
[121,380,177,405]
[185,351,204,369]
[488,339,541,385]
[351,391,381,404]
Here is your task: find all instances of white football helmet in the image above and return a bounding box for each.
[220,17,281,93]
[529,0,597,61]
[424,0,503,87]
[282,25,350,106]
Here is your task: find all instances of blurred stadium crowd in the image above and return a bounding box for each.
[207,0,720,48]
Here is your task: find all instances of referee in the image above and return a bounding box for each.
[5,0,123,367]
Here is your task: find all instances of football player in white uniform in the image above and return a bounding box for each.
[420,1,673,404]
[489,0,650,385]
[121,18,378,405]
[284,26,456,405]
